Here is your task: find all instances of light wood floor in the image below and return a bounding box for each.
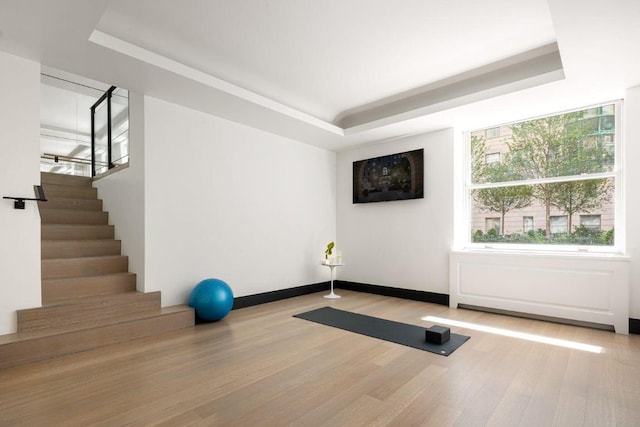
[1,290,639,426]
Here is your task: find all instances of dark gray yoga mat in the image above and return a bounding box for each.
[294,306,469,356]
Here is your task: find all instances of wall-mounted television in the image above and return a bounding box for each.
[353,148,424,204]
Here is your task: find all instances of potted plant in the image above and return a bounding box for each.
[324,241,335,263]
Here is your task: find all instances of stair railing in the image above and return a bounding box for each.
[3,185,48,209]
[91,85,129,177]
[91,86,116,177]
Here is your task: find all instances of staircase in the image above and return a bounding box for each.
[0,172,194,370]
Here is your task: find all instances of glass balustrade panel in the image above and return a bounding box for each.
[93,99,109,176]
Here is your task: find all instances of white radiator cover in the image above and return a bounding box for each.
[450,251,630,334]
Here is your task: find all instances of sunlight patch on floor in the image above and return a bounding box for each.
[422,315,603,354]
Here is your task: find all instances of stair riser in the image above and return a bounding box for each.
[42,256,128,279]
[42,185,98,200]
[40,209,108,225]
[42,274,137,304]
[38,199,103,211]
[0,309,194,370]
[18,292,162,332]
[42,225,114,240]
[41,172,93,187]
[42,240,122,259]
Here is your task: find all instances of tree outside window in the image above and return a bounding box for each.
[469,103,616,247]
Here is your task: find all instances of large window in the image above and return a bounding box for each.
[468,102,619,250]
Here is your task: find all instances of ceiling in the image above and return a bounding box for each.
[1,0,640,150]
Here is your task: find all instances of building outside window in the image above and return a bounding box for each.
[468,102,618,249]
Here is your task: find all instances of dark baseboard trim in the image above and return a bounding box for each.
[232,281,449,310]
[336,280,449,306]
[232,282,328,310]
[232,282,638,333]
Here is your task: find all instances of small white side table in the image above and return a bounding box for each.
[321,262,343,299]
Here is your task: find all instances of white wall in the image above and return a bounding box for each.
[624,85,640,319]
[336,129,454,293]
[1,56,636,338]
[0,52,41,334]
[94,92,146,291]
[143,97,336,306]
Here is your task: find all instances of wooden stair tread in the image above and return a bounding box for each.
[42,239,121,259]
[41,172,93,187]
[38,198,103,211]
[39,208,109,225]
[0,172,196,369]
[18,291,162,332]
[1,305,193,345]
[41,184,98,200]
[42,224,115,240]
[42,238,120,244]
[42,272,137,303]
[37,290,157,307]
[42,255,128,279]
[0,306,194,370]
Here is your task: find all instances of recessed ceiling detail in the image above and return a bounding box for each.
[88,30,344,136]
[89,29,563,136]
[2,0,639,150]
[338,43,565,132]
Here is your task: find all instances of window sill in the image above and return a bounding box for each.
[453,246,629,262]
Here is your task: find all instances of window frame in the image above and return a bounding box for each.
[550,215,568,234]
[523,216,534,233]
[485,217,501,233]
[580,214,602,231]
[485,127,501,138]
[485,152,501,165]
[461,100,623,254]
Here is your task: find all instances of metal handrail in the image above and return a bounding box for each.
[91,86,117,177]
[3,185,48,209]
[41,153,95,165]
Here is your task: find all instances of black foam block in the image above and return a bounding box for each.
[425,325,450,344]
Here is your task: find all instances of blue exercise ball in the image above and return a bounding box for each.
[189,278,234,322]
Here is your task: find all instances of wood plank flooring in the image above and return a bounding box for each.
[0,290,638,426]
